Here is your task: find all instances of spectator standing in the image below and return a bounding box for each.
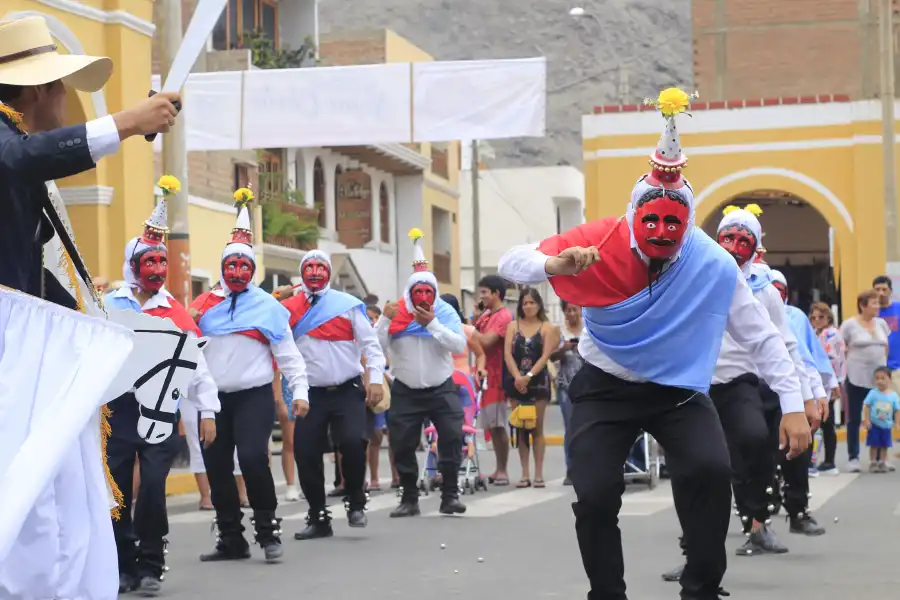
[550,300,584,485]
[862,366,900,472]
[839,289,890,472]
[809,302,845,474]
[471,275,514,486]
[873,275,900,388]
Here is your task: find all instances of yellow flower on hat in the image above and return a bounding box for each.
[644,88,699,118]
[156,175,181,195]
[408,227,424,241]
[744,203,763,217]
[233,187,254,205]
[722,205,739,216]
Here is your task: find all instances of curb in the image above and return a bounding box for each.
[166,473,199,497]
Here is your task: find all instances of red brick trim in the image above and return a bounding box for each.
[592,94,853,114]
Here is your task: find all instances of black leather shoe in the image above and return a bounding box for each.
[347,509,368,528]
[119,573,139,593]
[661,563,684,582]
[390,501,421,518]
[439,498,467,515]
[789,513,825,536]
[137,576,162,597]
[262,539,283,561]
[199,541,251,562]
[293,521,334,540]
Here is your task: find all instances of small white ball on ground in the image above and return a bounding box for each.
[478,557,484,563]
[833,517,839,523]
[440,543,446,549]
[454,570,459,574]
[568,7,585,17]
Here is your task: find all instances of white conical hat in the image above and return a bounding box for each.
[146,196,168,231]
[652,116,686,167]
[408,227,428,272]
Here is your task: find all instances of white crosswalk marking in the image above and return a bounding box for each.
[807,473,858,512]
[424,478,569,518]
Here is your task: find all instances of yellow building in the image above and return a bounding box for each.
[3,0,156,282]
[582,94,899,316]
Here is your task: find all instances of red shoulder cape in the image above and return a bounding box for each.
[537,217,649,307]
[282,294,354,342]
[388,299,416,336]
[190,291,270,345]
[145,301,201,337]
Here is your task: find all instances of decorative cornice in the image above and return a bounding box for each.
[58,185,114,205]
[424,176,460,199]
[188,195,238,215]
[34,0,155,37]
[374,143,431,170]
[592,94,853,115]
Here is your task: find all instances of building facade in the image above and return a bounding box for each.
[3,0,156,282]
[459,164,584,320]
[583,95,900,318]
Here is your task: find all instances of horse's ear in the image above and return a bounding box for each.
[195,336,210,350]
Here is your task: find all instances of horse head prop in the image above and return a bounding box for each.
[103,309,208,444]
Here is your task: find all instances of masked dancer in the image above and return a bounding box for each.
[190,189,309,562]
[283,250,386,539]
[377,229,468,518]
[497,88,811,600]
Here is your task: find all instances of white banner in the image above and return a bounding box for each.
[150,58,546,151]
[152,72,244,152]
[412,58,546,142]
[241,63,412,149]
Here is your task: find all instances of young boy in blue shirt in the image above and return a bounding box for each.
[862,366,900,472]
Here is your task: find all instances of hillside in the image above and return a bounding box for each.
[318,0,693,167]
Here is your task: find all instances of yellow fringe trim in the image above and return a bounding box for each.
[0,104,24,131]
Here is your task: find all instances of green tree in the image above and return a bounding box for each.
[240,30,316,70]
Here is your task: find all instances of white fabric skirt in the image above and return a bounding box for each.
[0,290,134,600]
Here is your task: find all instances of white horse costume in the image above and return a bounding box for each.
[0,183,202,600]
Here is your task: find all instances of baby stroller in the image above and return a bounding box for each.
[418,370,488,496]
[623,431,661,490]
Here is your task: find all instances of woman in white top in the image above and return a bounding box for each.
[839,289,890,472]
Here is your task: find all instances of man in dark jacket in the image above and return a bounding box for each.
[0,16,181,306]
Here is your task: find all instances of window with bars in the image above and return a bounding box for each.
[212,0,279,51]
[258,149,284,201]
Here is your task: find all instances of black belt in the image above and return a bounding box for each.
[310,376,362,393]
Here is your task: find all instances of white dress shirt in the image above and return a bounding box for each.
[202,289,310,401]
[85,115,121,163]
[497,243,805,415]
[754,285,818,400]
[294,303,386,387]
[110,287,221,418]
[375,315,467,389]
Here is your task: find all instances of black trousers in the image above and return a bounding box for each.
[760,383,809,517]
[819,396,838,466]
[202,384,277,526]
[844,380,869,461]
[107,393,181,578]
[293,377,368,511]
[568,364,731,600]
[708,375,772,523]
[388,377,463,502]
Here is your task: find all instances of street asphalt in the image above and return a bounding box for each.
[156,435,900,600]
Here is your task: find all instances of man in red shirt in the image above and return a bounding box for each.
[471,275,513,486]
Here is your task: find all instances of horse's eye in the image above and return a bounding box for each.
[171,389,180,400]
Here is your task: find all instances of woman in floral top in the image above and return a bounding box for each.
[809,302,845,474]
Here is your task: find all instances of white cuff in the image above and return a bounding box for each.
[85,115,121,162]
[779,392,805,415]
[199,410,215,420]
[367,369,385,385]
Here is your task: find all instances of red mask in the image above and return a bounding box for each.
[716,225,758,266]
[410,282,436,309]
[632,189,690,260]
[222,254,255,293]
[302,259,331,292]
[773,281,788,303]
[132,248,168,293]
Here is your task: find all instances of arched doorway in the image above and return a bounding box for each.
[701,191,838,313]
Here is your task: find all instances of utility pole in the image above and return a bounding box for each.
[881,0,899,262]
[471,140,482,287]
[162,0,192,305]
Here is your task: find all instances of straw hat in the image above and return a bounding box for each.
[0,17,112,91]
